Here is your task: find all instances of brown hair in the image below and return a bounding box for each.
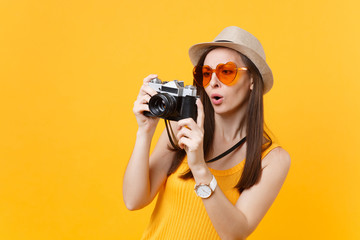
[167,47,272,193]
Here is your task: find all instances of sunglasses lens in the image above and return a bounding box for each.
[202,66,213,86]
[217,62,237,85]
[193,65,204,86]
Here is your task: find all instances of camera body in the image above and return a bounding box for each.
[144,78,198,121]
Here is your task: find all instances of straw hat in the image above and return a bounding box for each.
[189,26,273,94]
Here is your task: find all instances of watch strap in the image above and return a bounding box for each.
[209,175,217,191]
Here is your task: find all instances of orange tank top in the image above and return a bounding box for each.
[141,143,280,240]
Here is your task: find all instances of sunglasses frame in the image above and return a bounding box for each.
[193,62,248,87]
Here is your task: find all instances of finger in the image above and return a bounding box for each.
[196,98,205,129]
[139,84,158,99]
[143,74,158,84]
[133,101,150,114]
[144,84,158,96]
[138,94,151,104]
[177,118,195,131]
[176,126,192,140]
[177,137,191,151]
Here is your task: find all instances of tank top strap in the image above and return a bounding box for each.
[261,142,280,160]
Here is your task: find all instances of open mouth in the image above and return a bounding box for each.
[211,94,223,104]
[213,96,221,100]
[211,94,223,100]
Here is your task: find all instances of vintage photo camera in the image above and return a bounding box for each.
[144,78,198,121]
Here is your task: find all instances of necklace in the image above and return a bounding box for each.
[206,136,247,163]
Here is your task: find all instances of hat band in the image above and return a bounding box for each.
[214,40,233,43]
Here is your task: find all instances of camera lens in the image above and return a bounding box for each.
[148,93,177,118]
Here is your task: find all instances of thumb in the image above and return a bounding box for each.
[196,98,205,129]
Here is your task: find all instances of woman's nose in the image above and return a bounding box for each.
[209,72,221,88]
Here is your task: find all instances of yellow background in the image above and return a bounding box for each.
[1,0,359,239]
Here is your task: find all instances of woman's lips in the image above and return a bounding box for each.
[211,93,223,105]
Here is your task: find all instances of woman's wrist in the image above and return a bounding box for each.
[190,162,213,184]
[137,126,156,137]
[136,128,155,143]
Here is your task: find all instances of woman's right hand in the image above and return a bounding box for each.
[133,74,160,134]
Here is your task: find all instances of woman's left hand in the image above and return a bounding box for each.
[176,99,205,169]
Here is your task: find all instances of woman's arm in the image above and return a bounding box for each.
[123,128,176,210]
[122,74,176,210]
[193,147,290,240]
[177,100,291,239]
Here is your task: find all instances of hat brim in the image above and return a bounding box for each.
[189,42,273,94]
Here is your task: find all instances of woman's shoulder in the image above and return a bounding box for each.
[261,144,291,171]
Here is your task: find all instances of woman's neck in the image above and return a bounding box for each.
[213,106,247,143]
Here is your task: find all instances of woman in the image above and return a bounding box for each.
[123,26,291,240]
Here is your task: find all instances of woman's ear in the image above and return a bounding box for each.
[250,77,254,91]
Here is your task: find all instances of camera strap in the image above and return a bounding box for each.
[206,136,246,163]
[165,120,182,150]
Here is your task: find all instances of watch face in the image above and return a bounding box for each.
[195,185,212,198]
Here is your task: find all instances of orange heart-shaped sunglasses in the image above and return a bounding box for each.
[193,62,248,87]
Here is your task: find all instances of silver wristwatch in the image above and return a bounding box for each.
[194,175,217,198]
